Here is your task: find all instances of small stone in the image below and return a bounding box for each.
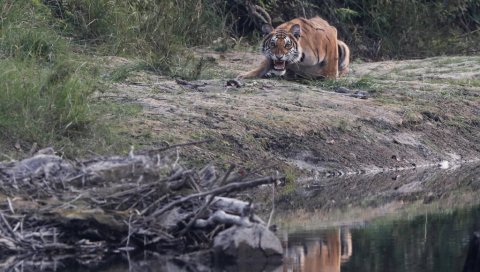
[335,86,352,93]
[438,160,449,169]
[350,91,369,99]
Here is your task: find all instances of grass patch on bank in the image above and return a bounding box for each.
[0,0,229,158]
[300,76,384,95]
[0,60,91,142]
[0,3,113,157]
[0,58,134,157]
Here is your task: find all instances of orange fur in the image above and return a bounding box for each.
[239,16,350,80]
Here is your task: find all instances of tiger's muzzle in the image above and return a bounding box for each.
[273,60,287,71]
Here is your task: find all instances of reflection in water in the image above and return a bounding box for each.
[283,228,352,272]
[463,232,480,272]
[283,205,480,272]
[4,164,480,271]
[3,206,480,272]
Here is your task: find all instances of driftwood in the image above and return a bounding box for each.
[0,147,281,269]
[175,79,208,91]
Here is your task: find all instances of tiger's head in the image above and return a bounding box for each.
[261,24,302,76]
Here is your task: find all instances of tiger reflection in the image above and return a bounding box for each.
[283,228,352,272]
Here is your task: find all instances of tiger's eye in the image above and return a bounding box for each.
[270,40,276,47]
[285,40,292,48]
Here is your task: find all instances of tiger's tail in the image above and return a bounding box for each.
[337,40,350,77]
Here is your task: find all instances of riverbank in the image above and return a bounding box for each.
[3,48,479,216]
[95,51,480,177]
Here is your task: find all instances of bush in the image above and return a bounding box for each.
[0,60,92,148]
[231,0,480,60]
[0,1,67,61]
[125,0,227,77]
[0,1,97,155]
[41,0,227,77]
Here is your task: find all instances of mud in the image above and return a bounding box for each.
[97,51,480,211]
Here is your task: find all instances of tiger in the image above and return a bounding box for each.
[238,16,350,80]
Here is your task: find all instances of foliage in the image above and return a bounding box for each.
[0,0,229,157]
[0,1,66,61]
[42,0,227,77]
[0,1,124,157]
[238,0,480,60]
[0,60,91,144]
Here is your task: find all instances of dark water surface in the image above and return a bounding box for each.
[4,165,480,271]
[17,204,478,272]
[284,204,480,272]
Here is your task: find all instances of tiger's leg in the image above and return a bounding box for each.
[237,58,271,79]
[320,40,339,79]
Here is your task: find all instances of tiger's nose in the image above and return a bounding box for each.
[275,54,283,59]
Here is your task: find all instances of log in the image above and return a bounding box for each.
[210,196,265,224]
[194,210,251,228]
[210,197,252,216]
[151,175,279,217]
[0,146,281,268]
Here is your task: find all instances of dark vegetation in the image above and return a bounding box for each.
[0,0,479,158]
[242,0,480,59]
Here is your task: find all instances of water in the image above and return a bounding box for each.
[12,204,478,272]
[3,165,480,271]
[283,205,480,272]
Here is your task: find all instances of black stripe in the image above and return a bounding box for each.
[338,44,344,60]
[263,34,274,48]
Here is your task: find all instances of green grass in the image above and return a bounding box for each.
[443,78,480,88]
[0,5,69,70]
[301,76,384,94]
[108,62,150,82]
[0,0,230,158]
[0,60,89,153]
[0,3,110,156]
[0,57,146,157]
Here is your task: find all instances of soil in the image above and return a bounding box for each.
[97,50,480,213]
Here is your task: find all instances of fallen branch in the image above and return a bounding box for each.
[193,210,251,228]
[175,79,208,90]
[0,148,281,267]
[151,175,280,217]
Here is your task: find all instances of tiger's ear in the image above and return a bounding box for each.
[290,24,301,38]
[261,24,274,36]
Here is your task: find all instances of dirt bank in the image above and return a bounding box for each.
[273,162,480,226]
[100,52,480,179]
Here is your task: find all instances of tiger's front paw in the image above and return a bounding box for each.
[236,71,254,80]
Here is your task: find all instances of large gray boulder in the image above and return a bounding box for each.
[213,224,283,266]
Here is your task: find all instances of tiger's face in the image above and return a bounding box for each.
[261,24,302,76]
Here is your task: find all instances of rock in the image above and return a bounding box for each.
[213,224,283,264]
[334,86,352,93]
[158,207,189,231]
[4,154,75,182]
[350,91,369,99]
